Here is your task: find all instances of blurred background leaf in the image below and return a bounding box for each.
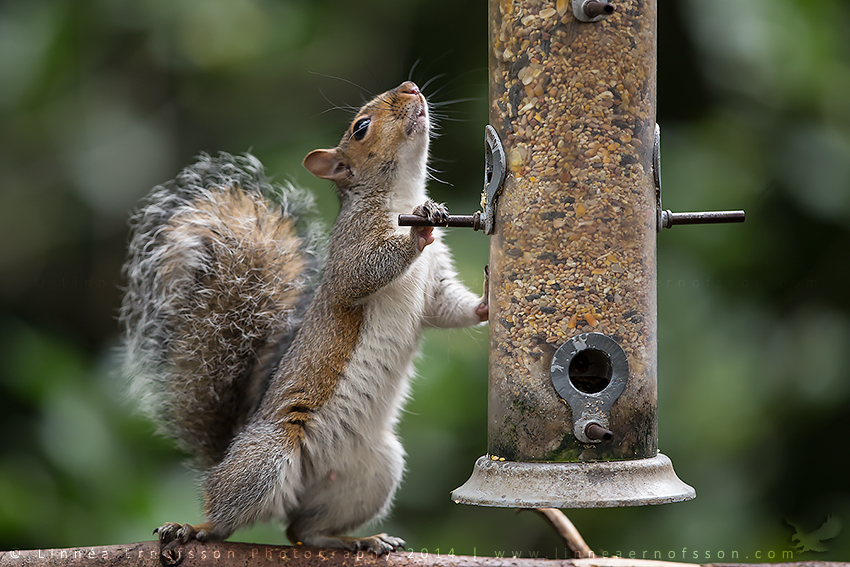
[1,0,848,561]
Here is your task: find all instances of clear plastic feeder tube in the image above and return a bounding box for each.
[486,0,658,463]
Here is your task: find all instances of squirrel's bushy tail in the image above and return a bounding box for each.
[120,152,325,467]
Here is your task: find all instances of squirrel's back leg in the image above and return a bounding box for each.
[153,419,302,553]
[285,428,406,554]
[197,420,305,540]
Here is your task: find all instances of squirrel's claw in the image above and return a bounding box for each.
[411,200,448,251]
[155,522,208,545]
[412,199,449,225]
[155,522,210,566]
[298,533,406,556]
[354,533,406,555]
[475,265,490,321]
[377,534,407,553]
[154,522,178,542]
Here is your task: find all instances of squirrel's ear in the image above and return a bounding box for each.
[303,149,351,182]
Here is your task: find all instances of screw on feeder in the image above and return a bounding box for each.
[585,423,614,442]
[572,0,614,22]
[583,1,615,18]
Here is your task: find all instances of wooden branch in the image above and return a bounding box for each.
[0,541,847,567]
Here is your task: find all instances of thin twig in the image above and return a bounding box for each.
[532,508,594,559]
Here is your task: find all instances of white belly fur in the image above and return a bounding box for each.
[288,246,436,530]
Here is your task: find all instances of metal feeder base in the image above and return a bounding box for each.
[452,453,695,508]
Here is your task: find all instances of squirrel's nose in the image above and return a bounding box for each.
[399,82,421,96]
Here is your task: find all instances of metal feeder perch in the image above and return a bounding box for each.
[401,0,743,509]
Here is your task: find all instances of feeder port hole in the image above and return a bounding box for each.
[568,347,613,394]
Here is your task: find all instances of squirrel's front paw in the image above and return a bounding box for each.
[411,200,448,252]
[476,265,490,321]
[412,199,449,225]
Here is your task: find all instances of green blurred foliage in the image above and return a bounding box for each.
[1,0,849,561]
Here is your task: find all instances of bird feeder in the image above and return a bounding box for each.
[401,0,743,508]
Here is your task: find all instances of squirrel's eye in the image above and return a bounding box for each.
[352,117,371,141]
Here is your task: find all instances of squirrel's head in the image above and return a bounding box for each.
[303,81,430,199]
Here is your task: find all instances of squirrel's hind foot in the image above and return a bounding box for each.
[154,521,211,544]
[300,533,406,555]
[155,522,214,565]
[358,534,406,555]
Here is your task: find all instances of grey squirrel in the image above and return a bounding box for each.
[120,81,488,555]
